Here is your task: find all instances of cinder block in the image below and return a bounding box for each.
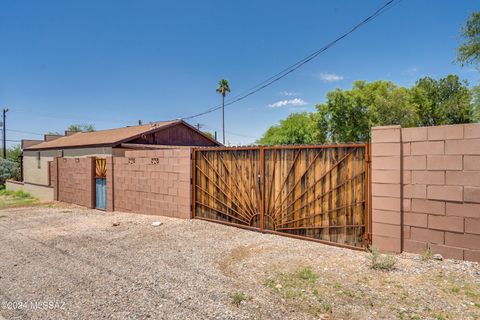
[428,215,464,233]
[372,170,400,184]
[372,157,400,170]
[445,232,480,250]
[371,126,401,143]
[427,185,463,202]
[403,143,411,156]
[445,139,480,155]
[404,184,426,199]
[403,226,411,239]
[464,186,480,203]
[372,209,401,225]
[411,171,445,185]
[427,155,463,170]
[446,202,480,218]
[429,244,464,260]
[465,218,480,235]
[372,183,401,197]
[464,156,480,170]
[401,127,427,142]
[410,227,444,244]
[404,156,427,170]
[403,198,412,211]
[403,239,427,254]
[372,196,401,211]
[446,171,480,187]
[412,199,445,215]
[404,212,428,227]
[372,143,400,156]
[370,222,393,241]
[403,170,411,184]
[428,124,464,141]
[464,249,480,262]
[411,141,444,155]
[372,235,401,253]
[464,123,480,139]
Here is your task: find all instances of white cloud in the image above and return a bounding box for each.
[402,66,421,76]
[318,73,344,82]
[268,98,307,108]
[279,91,298,96]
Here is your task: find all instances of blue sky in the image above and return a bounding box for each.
[0,0,478,146]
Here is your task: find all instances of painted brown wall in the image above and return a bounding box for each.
[371,124,480,262]
[129,123,217,146]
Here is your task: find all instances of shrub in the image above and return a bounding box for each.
[421,245,433,261]
[0,158,19,185]
[368,247,397,271]
[230,292,250,306]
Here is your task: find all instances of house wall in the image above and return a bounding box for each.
[22,147,116,187]
[371,124,480,262]
[112,149,191,218]
[128,123,218,146]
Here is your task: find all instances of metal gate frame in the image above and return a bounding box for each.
[191,144,372,250]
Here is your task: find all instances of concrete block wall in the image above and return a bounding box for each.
[55,157,95,208]
[112,149,191,218]
[371,126,402,253]
[371,123,480,262]
[106,157,114,212]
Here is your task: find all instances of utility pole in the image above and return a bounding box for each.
[2,108,8,159]
[222,94,225,145]
[196,123,204,131]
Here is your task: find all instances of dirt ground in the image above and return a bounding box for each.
[0,205,479,320]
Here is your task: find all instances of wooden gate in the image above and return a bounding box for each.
[192,144,371,249]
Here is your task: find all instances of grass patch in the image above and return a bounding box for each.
[421,245,433,261]
[368,247,397,271]
[264,267,334,317]
[230,292,251,306]
[0,188,38,209]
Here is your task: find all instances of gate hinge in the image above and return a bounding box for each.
[364,232,372,245]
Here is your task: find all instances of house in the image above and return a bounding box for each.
[8,120,220,200]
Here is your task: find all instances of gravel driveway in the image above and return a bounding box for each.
[0,205,479,320]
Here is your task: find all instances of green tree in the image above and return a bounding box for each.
[46,131,62,135]
[67,124,95,132]
[410,75,475,126]
[257,113,318,145]
[314,80,415,143]
[457,11,480,67]
[216,79,230,144]
[202,131,215,140]
[0,158,19,184]
[7,145,22,164]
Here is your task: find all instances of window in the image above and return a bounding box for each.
[37,152,41,169]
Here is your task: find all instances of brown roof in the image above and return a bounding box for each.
[25,120,182,150]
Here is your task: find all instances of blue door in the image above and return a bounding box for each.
[95,178,106,210]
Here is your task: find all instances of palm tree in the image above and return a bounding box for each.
[216,79,230,144]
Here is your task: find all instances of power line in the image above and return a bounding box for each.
[6,129,44,136]
[179,0,402,121]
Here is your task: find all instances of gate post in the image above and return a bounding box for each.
[191,148,196,219]
[259,147,265,231]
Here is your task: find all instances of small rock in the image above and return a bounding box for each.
[275,284,282,289]
[152,221,163,227]
[112,222,120,227]
[433,254,443,261]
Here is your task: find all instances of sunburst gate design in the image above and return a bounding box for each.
[193,145,370,249]
[95,158,107,178]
